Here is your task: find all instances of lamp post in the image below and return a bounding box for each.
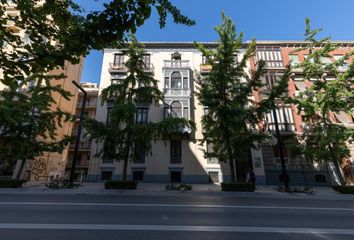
[70,81,87,182]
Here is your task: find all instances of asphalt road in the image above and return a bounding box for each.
[0,194,354,240]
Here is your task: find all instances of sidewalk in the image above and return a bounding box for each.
[0,181,354,200]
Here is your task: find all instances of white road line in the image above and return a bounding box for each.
[0,223,353,235]
[0,202,353,211]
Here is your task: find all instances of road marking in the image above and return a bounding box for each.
[0,223,353,235]
[0,201,353,211]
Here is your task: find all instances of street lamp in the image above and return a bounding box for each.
[70,80,87,182]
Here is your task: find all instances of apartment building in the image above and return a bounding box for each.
[87,41,354,185]
[66,82,99,182]
[0,1,83,180]
[253,41,354,185]
[87,42,266,184]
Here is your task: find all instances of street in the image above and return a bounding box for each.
[0,193,354,239]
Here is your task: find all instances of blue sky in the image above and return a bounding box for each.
[75,0,354,84]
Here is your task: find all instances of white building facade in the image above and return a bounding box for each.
[87,42,267,184]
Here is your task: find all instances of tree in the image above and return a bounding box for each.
[195,13,290,182]
[0,0,194,176]
[85,35,194,181]
[289,18,354,185]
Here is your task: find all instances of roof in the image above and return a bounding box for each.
[104,40,354,52]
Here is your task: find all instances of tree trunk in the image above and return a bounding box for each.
[122,159,128,181]
[224,133,236,182]
[122,128,133,181]
[332,158,345,185]
[328,143,345,185]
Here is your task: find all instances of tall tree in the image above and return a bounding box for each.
[289,18,354,185]
[85,35,194,181]
[0,0,194,175]
[195,13,290,182]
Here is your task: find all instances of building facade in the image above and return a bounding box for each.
[0,1,83,180]
[87,42,265,184]
[87,41,354,185]
[66,82,99,182]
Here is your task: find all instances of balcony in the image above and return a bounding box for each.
[200,64,212,73]
[108,63,128,73]
[69,141,92,151]
[142,63,154,73]
[163,60,190,69]
[168,125,193,139]
[76,101,97,108]
[163,88,191,97]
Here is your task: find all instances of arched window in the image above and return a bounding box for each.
[171,72,182,89]
[171,101,182,118]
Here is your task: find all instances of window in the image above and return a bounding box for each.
[133,143,145,164]
[289,55,300,66]
[76,154,82,164]
[136,107,148,125]
[113,53,124,66]
[256,46,283,68]
[320,57,331,65]
[303,55,314,63]
[164,77,169,89]
[170,140,182,164]
[171,72,182,88]
[272,145,289,164]
[143,54,151,69]
[83,111,89,119]
[101,171,112,180]
[171,101,182,118]
[170,171,181,182]
[206,142,218,164]
[133,171,144,181]
[263,71,282,89]
[202,55,208,64]
[334,55,349,71]
[183,107,189,120]
[183,76,188,88]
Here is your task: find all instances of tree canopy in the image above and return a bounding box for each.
[0,0,194,173]
[289,18,354,185]
[195,13,290,182]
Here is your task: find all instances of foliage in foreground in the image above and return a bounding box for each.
[332,185,354,194]
[221,182,255,192]
[0,0,194,177]
[287,18,354,185]
[0,179,27,188]
[45,179,80,189]
[105,180,138,190]
[195,13,290,182]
